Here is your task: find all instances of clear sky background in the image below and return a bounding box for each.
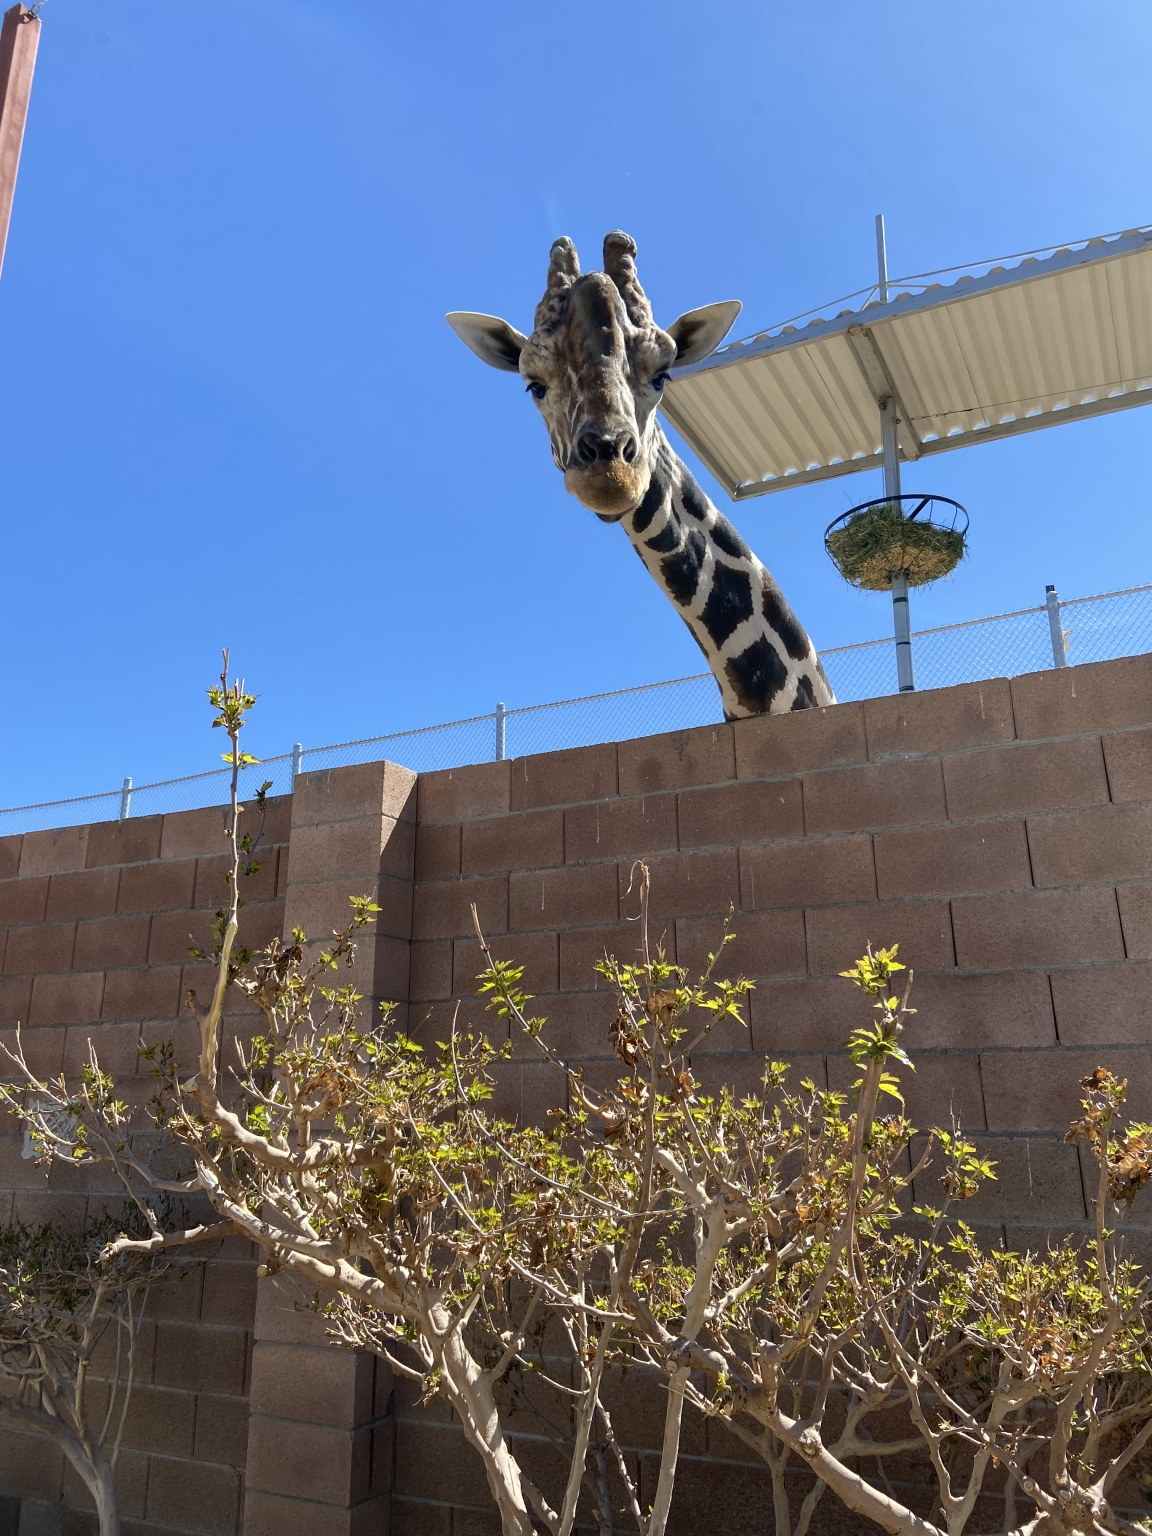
[1,0,1149,806]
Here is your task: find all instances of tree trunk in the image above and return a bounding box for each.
[88,1454,120,1536]
[0,1402,120,1536]
[61,1441,120,1536]
[439,1326,536,1536]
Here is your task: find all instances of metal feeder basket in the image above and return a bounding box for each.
[825,494,968,591]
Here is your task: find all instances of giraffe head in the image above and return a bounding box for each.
[447,233,741,520]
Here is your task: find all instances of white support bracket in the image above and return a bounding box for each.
[846,325,922,463]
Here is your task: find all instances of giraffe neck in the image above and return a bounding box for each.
[621,427,833,718]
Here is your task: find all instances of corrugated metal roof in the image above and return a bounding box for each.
[661,227,1152,499]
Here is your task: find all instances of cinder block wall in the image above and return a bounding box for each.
[403,654,1152,1536]
[1,653,1149,1536]
[0,799,290,1536]
[242,760,414,1536]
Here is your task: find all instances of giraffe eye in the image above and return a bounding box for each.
[652,372,671,392]
[526,381,547,400]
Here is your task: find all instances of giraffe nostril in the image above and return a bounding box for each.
[574,432,601,468]
[621,435,639,465]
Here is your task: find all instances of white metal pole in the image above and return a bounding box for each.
[880,394,900,491]
[1045,585,1067,668]
[884,401,914,694]
[877,215,913,693]
[891,572,914,693]
[882,431,915,692]
[875,213,889,305]
[495,702,506,761]
[291,742,303,782]
[119,777,132,821]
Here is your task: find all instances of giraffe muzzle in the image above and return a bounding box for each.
[564,450,650,520]
[565,426,648,517]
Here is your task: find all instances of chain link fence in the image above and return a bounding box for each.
[3,583,1149,837]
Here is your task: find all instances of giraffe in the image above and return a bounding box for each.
[447,232,834,718]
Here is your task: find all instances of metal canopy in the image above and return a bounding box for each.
[661,226,1152,500]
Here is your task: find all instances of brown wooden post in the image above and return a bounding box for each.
[0,3,38,279]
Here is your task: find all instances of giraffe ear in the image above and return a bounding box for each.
[666,301,743,366]
[446,312,527,373]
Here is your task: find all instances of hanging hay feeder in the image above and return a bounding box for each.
[824,495,969,591]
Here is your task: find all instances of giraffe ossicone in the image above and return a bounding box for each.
[447,232,834,719]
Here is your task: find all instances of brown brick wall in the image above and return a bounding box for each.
[397,654,1152,1536]
[0,798,289,1536]
[413,658,1151,1225]
[2,652,1150,1536]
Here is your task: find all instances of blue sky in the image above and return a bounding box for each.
[1,0,1150,805]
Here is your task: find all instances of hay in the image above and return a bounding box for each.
[827,502,965,590]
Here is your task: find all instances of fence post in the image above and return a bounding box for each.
[292,743,303,783]
[119,777,132,821]
[495,703,506,762]
[1045,585,1067,668]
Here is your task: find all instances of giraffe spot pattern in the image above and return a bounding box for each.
[762,580,811,662]
[679,472,712,523]
[711,515,751,561]
[700,563,754,647]
[620,428,833,718]
[632,462,670,533]
[661,527,708,606]
[644,521,680,554]
[725,635,791,712]
[791,674,817,710]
